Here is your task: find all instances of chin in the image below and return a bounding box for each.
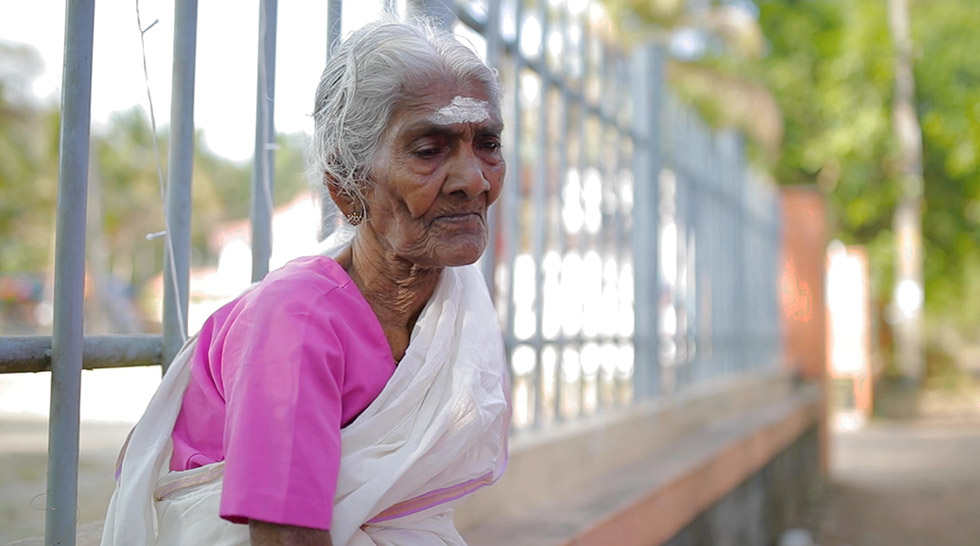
[440,249,485,267]
[432,238,487,267]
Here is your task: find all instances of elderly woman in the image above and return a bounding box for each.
[101,20,510,546]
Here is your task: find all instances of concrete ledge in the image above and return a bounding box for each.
[5,521,103,546]
[460,378,820,546]
[454,370,798,530]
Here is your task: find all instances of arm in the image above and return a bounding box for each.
[219,283,347,532]
[249,520,333,546]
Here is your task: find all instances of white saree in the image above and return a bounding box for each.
[101,264,510,545]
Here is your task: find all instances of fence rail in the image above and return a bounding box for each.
[0,335,162,374]
[0,0,783,543]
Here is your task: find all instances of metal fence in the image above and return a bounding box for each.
[0,0,782,543]
[451,0,783,428]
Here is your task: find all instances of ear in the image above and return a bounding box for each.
[324,174,355,217]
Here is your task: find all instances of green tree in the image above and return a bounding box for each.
[0,43,59,275]
[610,0,980,346]
[1,42,315,334]
[911,0,980,329]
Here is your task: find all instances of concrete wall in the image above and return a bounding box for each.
[665,427,820,546]
[459,371,823,546]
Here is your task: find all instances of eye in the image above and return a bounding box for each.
[478,137,503,153]
[412,147,443,159]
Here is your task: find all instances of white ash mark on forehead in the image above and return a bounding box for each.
[428,96,491,126]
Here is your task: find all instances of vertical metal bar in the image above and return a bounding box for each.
[669,105,680,389]
[162,0,199,369]
[734,134,747,371]
[709,125,720,379]
[714,129,727,376]
[690,117,703,384]
[683,100,698,380]
[717,132,727,377]
[46,2,94,543]
[481,0,502,295]
[531,0,550,427]
[688,149,697,382]
[320,0,343,242]
[685,119,696,384]
[421,0,457,27]
[630,44,663,400]
[593,37,606,410]
[575,10,590,415]
[503,0,524,385]
[686,163,696,379]
[553,2,571,420]
[596,51,619,411]
[597,38,616,410]
[730,135,738,372]
[600,51,621,409]
[614,58,630,405]
[680,104,690,385]
[251,0,278,282]
[724,132,736,373]
[697,125,712,379]
[725,131,738,374]
[327,0,342,57]
[676,162,688,389]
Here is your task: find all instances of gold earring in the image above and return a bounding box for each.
[345,209,363,226]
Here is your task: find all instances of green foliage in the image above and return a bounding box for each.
[738,1,901,307]
[612,0,980,335]
[0,43,58,274]
[910,0,980,327]
[0,44,313,293]
[605,0,688,29]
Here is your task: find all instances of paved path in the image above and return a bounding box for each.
[0,418,130,544]
[814,419,980,546]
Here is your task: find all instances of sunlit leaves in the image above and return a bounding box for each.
[611,0,980,334]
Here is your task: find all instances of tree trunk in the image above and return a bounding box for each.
[887,0,925,384]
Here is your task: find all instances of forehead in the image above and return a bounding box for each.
[388,76,500,131]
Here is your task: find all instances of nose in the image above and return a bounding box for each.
[444,144,490,197]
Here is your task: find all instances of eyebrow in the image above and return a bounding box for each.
[399,119,504,141]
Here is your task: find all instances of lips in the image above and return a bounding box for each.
[434,209,484,222]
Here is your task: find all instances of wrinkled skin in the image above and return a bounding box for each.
[330,74,506,363]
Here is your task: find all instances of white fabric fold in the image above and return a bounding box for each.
[101,264,509,546]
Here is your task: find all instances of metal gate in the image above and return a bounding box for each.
[0,0,782,543]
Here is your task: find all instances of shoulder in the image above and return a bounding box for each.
[198,255,367,349]
[251,255,351,300]
[202,256,368,386]
[235,255,361,319]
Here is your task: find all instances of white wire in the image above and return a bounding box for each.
[135,0,188,343]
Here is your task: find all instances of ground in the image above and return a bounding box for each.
[2,382,980,545]
[0,417,127,544]
[804,378,980,546]
[811,419,980,546]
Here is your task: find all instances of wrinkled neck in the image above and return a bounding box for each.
[345,234,442,336]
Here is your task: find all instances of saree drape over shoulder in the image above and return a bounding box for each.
[101,264,510,545]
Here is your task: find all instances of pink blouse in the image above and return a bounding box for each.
[169,255,396,530]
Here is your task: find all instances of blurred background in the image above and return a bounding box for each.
[1,0,979,544]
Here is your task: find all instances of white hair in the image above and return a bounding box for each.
[310,19,501,229]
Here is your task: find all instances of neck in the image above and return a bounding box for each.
[345,235,442,333]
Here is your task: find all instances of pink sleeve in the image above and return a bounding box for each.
[217,285,345,530]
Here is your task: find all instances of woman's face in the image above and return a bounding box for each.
[362,76,505,268]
